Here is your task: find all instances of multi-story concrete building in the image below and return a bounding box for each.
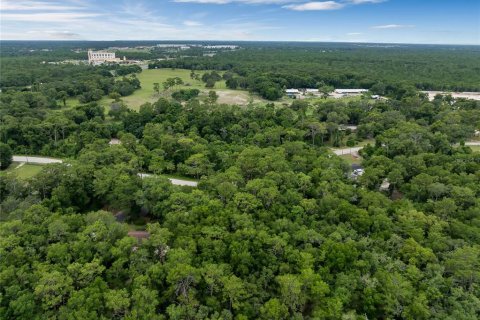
[88,50,120,65]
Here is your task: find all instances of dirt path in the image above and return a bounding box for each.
[14,162,26,169]
[127,231,150,239]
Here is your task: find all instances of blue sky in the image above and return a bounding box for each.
[1,0,479,44]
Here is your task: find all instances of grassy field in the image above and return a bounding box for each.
[64,68,270,111]
[62,68,372,111]
[102,69,229,110]
[3,162,44,179]
[357,138,375,147]
[339,154,363,165]
[470,145,480,152]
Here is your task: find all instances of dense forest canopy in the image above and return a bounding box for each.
[150,45,480,98]
[2,41,479,100]
[1,41,480,319]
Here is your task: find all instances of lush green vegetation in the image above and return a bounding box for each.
[3,163,44,179]
[150,44,480,100]
[1,42,480,319]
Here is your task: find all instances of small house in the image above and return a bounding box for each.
[285,89,300,98]
[334,89,368,97]
[305,88,320,95]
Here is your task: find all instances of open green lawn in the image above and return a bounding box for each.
[469,145,480,152]
[357,138,375,147]
[2,162,44,180]
[62,68,373,111]
[65,69,270,111]
[65,97,81,109]
[102,68,229,110]
[61,69,377,112]
[339,154,363,165]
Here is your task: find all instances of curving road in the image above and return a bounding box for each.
[331,141,480,156]
[12,155,198,187]
[138,173,198,187]
[13,141,478,185]
[12,155,63,164]
[465,141,480,146]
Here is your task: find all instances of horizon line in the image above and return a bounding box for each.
[1,39,479,46]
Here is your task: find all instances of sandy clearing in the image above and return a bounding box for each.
[214,90,250,105]
[128,231,150,239]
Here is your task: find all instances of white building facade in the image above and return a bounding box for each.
[88,50,120,65]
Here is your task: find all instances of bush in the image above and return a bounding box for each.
[0,143,13,170]
[171,89,200,101]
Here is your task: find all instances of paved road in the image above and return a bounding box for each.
[12,155,198,187]
[331,147,363,155]
[12,155,63,164]
[138,173,198,187]
[331,141,479,156]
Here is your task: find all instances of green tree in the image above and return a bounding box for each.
[208,90,219,104]
[34,271,73,310]
[153,82,160,94]
[0,142,13,169]
[57,90,68,107]
[179,153,212,179]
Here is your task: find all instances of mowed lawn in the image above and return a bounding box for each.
[3,163,44,179]
[102,68,229,110]
[470,145,480,153]
[339,154,362,165]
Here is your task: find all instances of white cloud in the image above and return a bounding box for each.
[283,1,344,11]
[27,30,82,39]
[1,12,101,22]
[347,32,362,35]
[174,0,231,3]
[372,24,415,29]
[173,0,295,3]
[348,0,386,4]
[0,0,85,11]
[184,20,203,26]
[173,0,385,6]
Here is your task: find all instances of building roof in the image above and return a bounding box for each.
[109,138,121,145]
[335,89,368,94]
[351,163,363,170]
[285,89,300,93]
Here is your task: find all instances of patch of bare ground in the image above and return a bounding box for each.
[391,189,403,200]
[422,91,480,101]
[128,231,150,239]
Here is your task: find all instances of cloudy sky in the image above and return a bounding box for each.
[1,0,479,44]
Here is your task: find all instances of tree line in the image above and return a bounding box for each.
[1,75,480,318]
[149,46,480,100]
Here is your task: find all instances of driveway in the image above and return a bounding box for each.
[13,156,198,187]
[138,173,198,187]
